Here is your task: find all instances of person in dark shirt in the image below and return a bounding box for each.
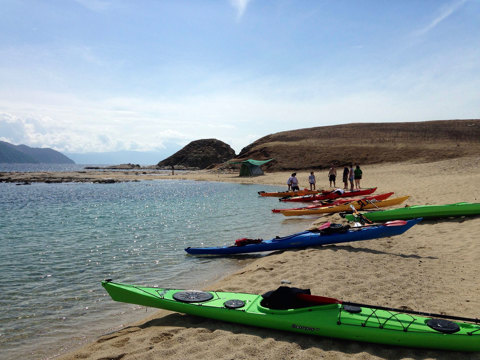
[342,166,349,190]
[354,165,363,189]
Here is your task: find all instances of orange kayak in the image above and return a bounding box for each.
[272,192,394,213]
[280,196,409,216]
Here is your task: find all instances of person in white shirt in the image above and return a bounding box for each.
[328,166,337,187]
[287,173,299,191]
[308,171,316,190]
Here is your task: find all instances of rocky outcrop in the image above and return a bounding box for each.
[85,163,141,170]
[157,139,236,169]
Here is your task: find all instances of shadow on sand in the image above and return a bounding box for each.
[111,311,470,360]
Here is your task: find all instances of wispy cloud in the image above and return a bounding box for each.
[415,0,468,36]
[230,0,252,21]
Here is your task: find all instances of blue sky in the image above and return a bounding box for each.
[0,0,479,157]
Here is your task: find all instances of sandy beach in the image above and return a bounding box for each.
[44,156,480,359]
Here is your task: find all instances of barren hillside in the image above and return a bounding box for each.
[234,120,480,171]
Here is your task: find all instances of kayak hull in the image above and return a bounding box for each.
[259,189,322,197]
[102,281,480,352]
[345,202,480,222]
[280,188,377,202]
[184,218,421,255]
[281,196,409,216]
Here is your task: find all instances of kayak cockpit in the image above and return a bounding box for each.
[258,286,339,313]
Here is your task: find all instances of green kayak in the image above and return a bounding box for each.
[345,202,480,222]
[102,281,480,351]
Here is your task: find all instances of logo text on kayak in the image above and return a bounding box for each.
[292,324,320,332]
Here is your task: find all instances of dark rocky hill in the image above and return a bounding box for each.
[234,119,480,171]
[0,141,75,164]
[158,139,236,169]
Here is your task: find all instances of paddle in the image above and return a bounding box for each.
[296,293,480,324]
[365,198,380,209]
[352,220,407,228]
[384,220,407,226]
[311,220,407,231]
[349,204,373,224]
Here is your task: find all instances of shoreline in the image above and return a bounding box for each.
[8,156,480,359]
[2,179,306,360]
[2,156,479,192]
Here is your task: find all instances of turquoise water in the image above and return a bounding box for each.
[0,180,309,359]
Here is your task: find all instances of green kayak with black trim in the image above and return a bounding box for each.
[345,202,480,222]
[102,281,480,351]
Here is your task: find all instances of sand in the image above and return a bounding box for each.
[51,156,480,359]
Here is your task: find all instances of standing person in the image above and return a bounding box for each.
[342,166,349,190]
[349,164,355,191]
[308,171,316,190]
[287,173,299,191]
[328,165,337,187]
[354,164,363,189]
[287,174,293,191]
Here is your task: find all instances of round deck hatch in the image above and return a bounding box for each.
[173,291,213,303]
[224,299,245,309]
[343,305,362,313]
[426,319,460,334]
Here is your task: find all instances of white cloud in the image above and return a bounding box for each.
[2,60,480,154]
[414,0,468,36]
[230,0,252,20]
[1,81,478,154]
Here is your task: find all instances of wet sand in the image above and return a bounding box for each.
[48,156,480,359]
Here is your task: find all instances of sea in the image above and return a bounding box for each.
[0,164,309,359]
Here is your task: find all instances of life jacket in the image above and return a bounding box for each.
[312,222,350,234]
[235,238,263,246]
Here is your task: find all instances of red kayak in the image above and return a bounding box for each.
[272,192,393,213]
[279,187,377,202]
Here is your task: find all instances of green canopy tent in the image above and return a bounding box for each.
[230,159,273,177]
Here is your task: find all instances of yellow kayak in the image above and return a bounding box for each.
[281,196,410,216]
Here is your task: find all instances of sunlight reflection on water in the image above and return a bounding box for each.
[0,180,306,359]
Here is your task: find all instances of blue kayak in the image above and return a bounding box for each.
[185,218,422,255]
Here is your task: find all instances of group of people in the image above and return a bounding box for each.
[329,164,363,191]
[286,172,316,191]
[287,164,363,192]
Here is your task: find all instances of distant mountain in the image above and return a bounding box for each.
[0,141,75,164]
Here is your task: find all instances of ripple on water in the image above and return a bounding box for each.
[0,180,306,359]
